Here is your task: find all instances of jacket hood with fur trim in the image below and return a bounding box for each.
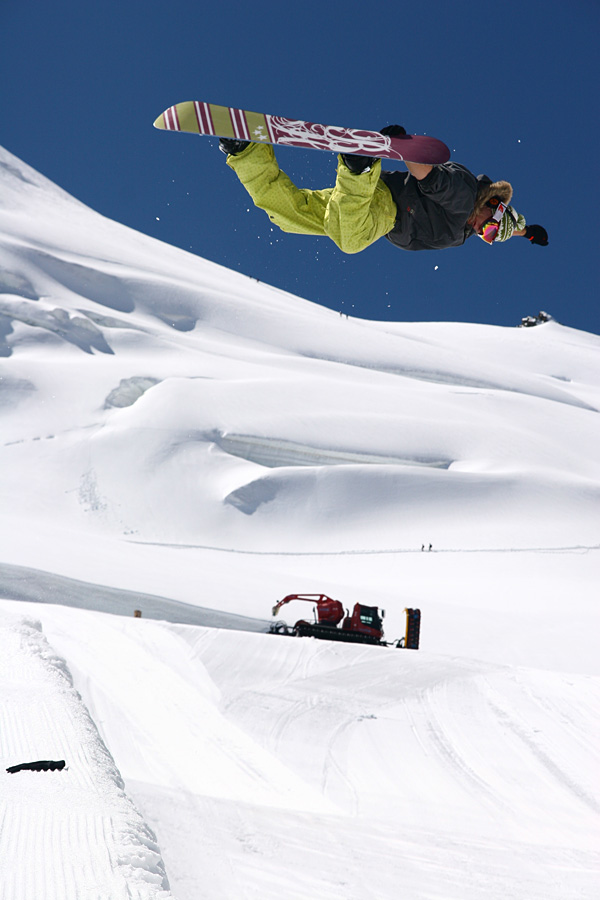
[473,178,513,215]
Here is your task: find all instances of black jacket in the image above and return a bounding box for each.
[380,164,492,251]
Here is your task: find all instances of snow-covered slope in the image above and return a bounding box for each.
[0,146,599,898]
[0,610,172,899]
[3,600,598,900]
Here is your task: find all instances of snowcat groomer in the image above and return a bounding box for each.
[269,594,420,649]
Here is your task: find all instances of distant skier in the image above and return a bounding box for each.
[219,127,548,254]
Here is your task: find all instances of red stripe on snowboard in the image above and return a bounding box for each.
[230,107,250,141]
[264,115,275,143]
[195,102,214,135]
[165,106,180,131]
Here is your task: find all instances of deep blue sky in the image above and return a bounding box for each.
[3,0,599,334]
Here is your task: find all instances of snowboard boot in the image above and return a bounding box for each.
[219,137,251,156]
[341,126,408,174]
[340,153,376,174]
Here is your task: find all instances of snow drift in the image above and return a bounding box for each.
[0,144,598,899]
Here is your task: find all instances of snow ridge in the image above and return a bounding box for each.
[0,613,173,899]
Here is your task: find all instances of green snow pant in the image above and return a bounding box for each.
[226,143,397,254]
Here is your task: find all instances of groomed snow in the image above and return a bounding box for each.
[0,145,599,898]
[0,611,172,899]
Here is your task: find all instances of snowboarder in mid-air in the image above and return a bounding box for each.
[219,126,548,254]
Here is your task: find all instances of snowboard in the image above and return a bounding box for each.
[153,101,450,165]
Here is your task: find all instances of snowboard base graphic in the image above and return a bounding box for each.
[153,101,450,165]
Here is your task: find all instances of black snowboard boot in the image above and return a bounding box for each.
[219,137,251,156]
[341,126,407,174]
[340,153,375,174]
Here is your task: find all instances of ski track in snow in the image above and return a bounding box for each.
[128,539,600,556]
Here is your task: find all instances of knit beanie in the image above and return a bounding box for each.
[474,180,526,243]
[495,205,527,242]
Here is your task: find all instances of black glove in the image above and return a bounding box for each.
[524,224,548,246]
[380,125,407,137]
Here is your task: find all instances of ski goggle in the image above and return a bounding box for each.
[480,199,507,244]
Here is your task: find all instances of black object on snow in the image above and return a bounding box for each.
[6,759,66,773]
[404,609,421,650]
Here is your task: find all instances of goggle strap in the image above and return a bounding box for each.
[489,201,507,224]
